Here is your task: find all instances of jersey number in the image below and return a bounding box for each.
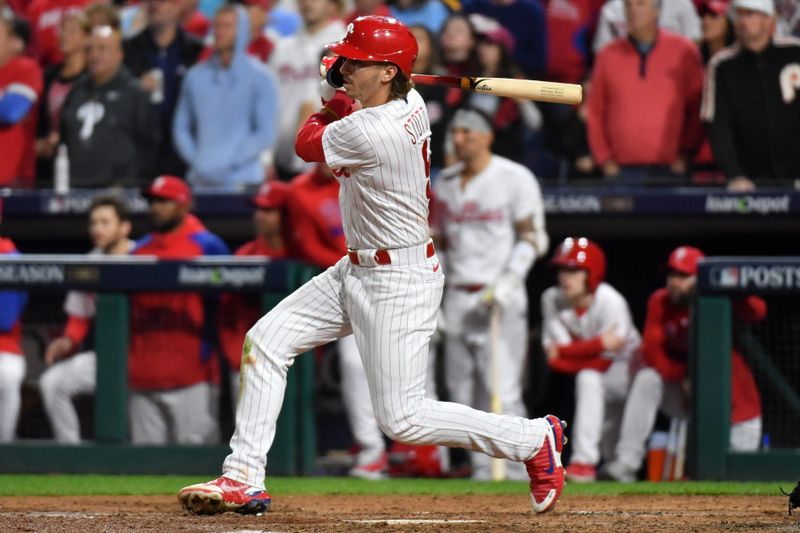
[421,138,431,178]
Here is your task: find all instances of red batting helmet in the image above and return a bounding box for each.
[667,246,705,276]
[144,175,192,206]
[551,237,607,292]
[326,16,418,78]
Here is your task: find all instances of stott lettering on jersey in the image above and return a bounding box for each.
[404,106,427,145]
[332,168,351,178]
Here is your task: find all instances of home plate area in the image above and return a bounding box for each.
[0,494,791,532]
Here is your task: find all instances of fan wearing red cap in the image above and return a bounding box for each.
[599,245,767,482]
[542,237,642,483]
[129,175,230,445]
[218,181,288,403]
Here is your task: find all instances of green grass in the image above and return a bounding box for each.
[0,475,789,497]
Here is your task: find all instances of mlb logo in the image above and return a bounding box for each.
[712,267,739,288]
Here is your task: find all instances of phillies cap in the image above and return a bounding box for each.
[144,175,192,205]
[667,246,705,276]
[252,180,289,209]
[732,0,775,16]
[700,0,731,15]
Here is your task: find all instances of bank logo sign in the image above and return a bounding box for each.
[705,195,790,215]
[710,264,800,290]
[178,266,266,288]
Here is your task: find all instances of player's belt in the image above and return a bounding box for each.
[347,241,435,267]
[453,284,485,293]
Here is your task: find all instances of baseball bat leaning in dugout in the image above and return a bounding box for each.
[489,303,506,481]
[411,75,583,105]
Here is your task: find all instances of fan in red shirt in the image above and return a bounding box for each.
[129,176,230,444]
[0,234,29,442]
[0,15,43,187]
[179,0,210,39]
[600,246,765,482]
[26,0,91,67]
[218,180,288,403]
[586,0,704,184]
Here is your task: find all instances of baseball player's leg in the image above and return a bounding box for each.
[39,351,96,443]
[345,263,547,463]
[0,352,25,442]
[569,368,606,467]
[168,382,221,444]
[612,367,668,471]
[223,263,351,488]
[229,371,240,414]
[598,360,631,462]
[129,391,169,445]
[338,334,386,474]
[730,416,761,451]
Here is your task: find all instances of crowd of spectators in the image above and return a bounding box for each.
[0,0,798,190]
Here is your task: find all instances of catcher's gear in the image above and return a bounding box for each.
[666,245,705,276]
[550,237,606,292]
[780,481,800,515]
[326,16,418,78]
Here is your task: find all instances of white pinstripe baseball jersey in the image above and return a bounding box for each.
[321,88,432,250]
[541,282,641,361]
[433,156,548,286]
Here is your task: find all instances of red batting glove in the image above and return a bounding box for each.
[321,88,356,121]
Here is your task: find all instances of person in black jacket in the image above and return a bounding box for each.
[60,25,159,188]
[702,0,800,190]
[123,0,203,177]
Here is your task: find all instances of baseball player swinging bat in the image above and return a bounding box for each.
[320,59,583,105]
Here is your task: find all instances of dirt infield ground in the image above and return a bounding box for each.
[0,494,793,532]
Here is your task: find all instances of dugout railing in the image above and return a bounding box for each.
[691,257,800,480]
[0,255,319,475]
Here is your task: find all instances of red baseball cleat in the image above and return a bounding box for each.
[525,414,567,514]
[566,462,597,483]
[350,451,389,480]
[178,476,271,515]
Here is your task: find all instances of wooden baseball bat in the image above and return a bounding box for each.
[319,61,582,105]
[412,75,582,105]
[489,303,506,481]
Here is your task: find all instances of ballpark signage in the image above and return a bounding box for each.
[0,256,289,292]
[704,195,791,215]
[699,259,800,294]
[178,266,267,288]
[0,264,65,284]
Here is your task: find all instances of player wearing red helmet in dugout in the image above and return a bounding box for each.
[600,246,765,482]
[542,237,641,483]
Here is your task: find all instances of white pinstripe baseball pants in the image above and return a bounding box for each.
[223,249,547,488]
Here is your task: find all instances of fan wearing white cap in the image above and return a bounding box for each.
[701,0,800,190]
